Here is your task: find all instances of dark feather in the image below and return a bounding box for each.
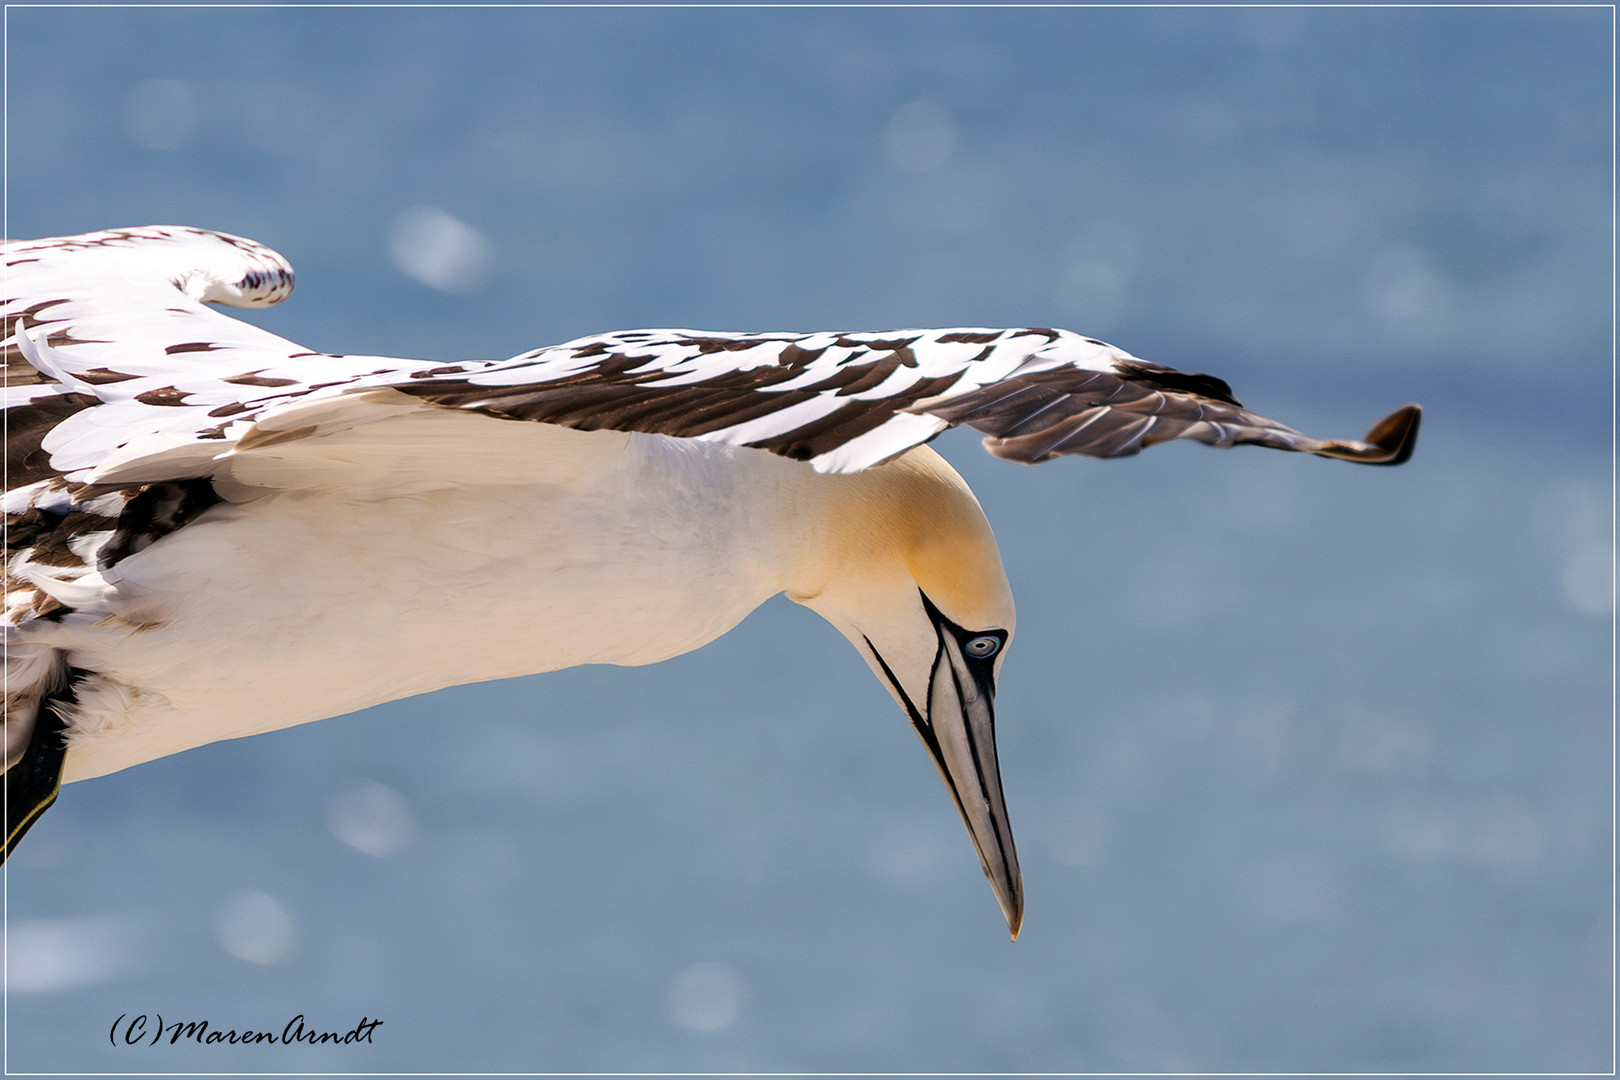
[6,393,102,487]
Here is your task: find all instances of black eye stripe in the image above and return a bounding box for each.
[917,591,1007,666]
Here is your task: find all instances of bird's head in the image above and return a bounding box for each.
[785,446,1023,939]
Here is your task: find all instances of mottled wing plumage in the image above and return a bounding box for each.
[391,327,1419,473]
[919,360,1420,466]
[3,479,220,627]
[390,327,1079,473]
[1,227,467,492]
[2,225,1419,637]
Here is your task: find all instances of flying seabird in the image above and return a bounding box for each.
[2,227,1420,937]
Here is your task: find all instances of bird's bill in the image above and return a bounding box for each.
[920,630,1024,940]
[853,595,1024,939]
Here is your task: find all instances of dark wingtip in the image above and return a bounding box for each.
[1362,403,1422,466]
[1301,402,1421,466]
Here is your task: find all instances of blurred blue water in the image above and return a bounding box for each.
[4,6,1610,1073]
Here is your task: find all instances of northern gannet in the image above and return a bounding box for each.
[2,227,1420,938]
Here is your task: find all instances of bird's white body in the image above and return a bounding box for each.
[30,415,824,782]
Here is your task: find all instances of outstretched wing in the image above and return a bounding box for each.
[389,326,1420,474]
[4,226,1418,500]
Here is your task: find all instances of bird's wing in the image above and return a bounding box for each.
[6,227,1419,499]
[391,326,1420,474]
[2,226,447,629]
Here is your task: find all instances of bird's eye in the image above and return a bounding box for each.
[964,635,1002,659]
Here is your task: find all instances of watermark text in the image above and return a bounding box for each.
[110,1013,382,1048]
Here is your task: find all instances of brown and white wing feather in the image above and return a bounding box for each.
[916,359,1421,466]
[388,328,1420,474]
[2,228,477,492]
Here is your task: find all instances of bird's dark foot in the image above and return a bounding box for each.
[3,689,71,865]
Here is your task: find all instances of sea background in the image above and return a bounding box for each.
[2,6,1611,1073]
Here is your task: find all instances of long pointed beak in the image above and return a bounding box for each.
[922,635,1024,940]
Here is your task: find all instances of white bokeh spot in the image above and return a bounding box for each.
[1365,246,1451,340]
[669,961,747,1033]
[1559,542,1613,618]
[325,779,418,858]
[885,100,957,174]
[215,891,299,966]
[6,916,140,994]
[1531,478,1613,617]
[388,206,494,294]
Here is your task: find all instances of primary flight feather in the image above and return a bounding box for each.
[2,227,1420,936]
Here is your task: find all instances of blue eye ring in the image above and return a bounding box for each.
[964,634,1002,659]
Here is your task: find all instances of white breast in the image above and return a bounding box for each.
[35,418,799,782]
